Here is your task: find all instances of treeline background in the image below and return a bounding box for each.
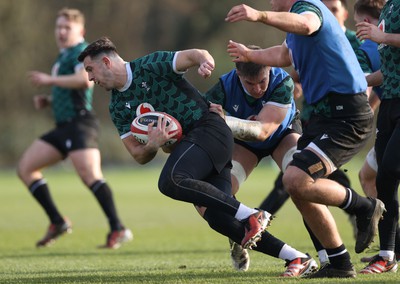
[0,0,360,167]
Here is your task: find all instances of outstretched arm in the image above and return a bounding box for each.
[28,67,93,89]
[225,4,321,35]
[175,49,215,78]
[209,102,288,142]
[227,40,291,67]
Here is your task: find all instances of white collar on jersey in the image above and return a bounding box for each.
[118,62,133,92]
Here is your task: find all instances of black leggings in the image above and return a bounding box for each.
[375,100,400,251]
[158,141,240,216]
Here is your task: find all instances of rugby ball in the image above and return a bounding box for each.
[131,111,182,145]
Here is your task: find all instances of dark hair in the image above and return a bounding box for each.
[322,0,348,9]
[57,7,85,25]
[78,36,117,62]
[235,45,268,78]
[354,0,385,19]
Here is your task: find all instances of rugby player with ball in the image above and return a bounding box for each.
[78,37,318,277]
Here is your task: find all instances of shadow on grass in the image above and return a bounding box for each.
[1,269,281,284]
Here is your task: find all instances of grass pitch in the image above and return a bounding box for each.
[0,159,399,283]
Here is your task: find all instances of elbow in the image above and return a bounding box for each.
[299,21,317,35]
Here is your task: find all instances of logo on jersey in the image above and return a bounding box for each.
[320,134,329,140]
[66,139,72,149]
[233,105,239,112]
[141,82,151,92]
[335,105,344,111]
[378,20,386,50]
[136,103,155,116]
[125,102,131,109]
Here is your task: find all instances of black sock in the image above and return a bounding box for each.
[326,244,353,270]
[90,180,122,231]
[395,225,400,254]
[303,219,324,252]
[29,179,64,224]
[339,187,371,215]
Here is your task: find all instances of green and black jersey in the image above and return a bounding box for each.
[378,0,400,100]
[109,51,209,138]
[345,29,362,51]
[51,41,93,124]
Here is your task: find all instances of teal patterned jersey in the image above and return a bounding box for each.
[378,0,400,100]
[109,51,209,138]
[51,41,93,123]
[345,29,362,51]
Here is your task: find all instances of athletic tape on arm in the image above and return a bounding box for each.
[225,116,262,142]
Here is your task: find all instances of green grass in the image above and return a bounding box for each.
[0,158,399,283]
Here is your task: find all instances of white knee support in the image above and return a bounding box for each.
[231,160,247,187]
[366,147,378,172]
[282,146,298,172]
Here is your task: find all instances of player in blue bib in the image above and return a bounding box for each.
[226,0,385,278]
[204,46,318,276]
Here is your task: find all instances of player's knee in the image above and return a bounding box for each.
[231,160,246,194]
[282,168,310,199]
[16,160,34,184]
[282,170,298,197]
[158,172,186,198]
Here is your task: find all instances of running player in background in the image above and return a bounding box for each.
[17,8,132,249]
[356,0,400,273]
[353,0,400,265]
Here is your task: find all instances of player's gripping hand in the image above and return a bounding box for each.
[146,115,177,150]
[225,4,261,23]
[227,40,251,63]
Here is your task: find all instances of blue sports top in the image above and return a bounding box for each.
[358,39,382,98]
[204,67,296,151]
[286,0,367,104]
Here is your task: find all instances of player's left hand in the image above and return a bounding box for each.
[198,60,214,78]
[146,115,178,149]
[225,4,260,23]
[28,71,53,87]
[209,102,225,119]
[227,40,250,63]
[356,22,385,43]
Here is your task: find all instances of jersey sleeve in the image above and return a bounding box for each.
[203,81,226,106]
[267,76,294,107]
[140,51,183,81]
[355,49,373,74]
[291,1,323,25]
[109,98,134,139]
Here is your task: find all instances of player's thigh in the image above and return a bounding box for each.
[69,148,103,185]
[18,139,63,180]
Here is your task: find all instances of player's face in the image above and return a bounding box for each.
[322,0,348,27]
[83,56,114,91]
[55,16,84,49]
[238,68,270,99]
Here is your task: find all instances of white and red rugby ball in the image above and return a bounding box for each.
[131,111,182,145]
